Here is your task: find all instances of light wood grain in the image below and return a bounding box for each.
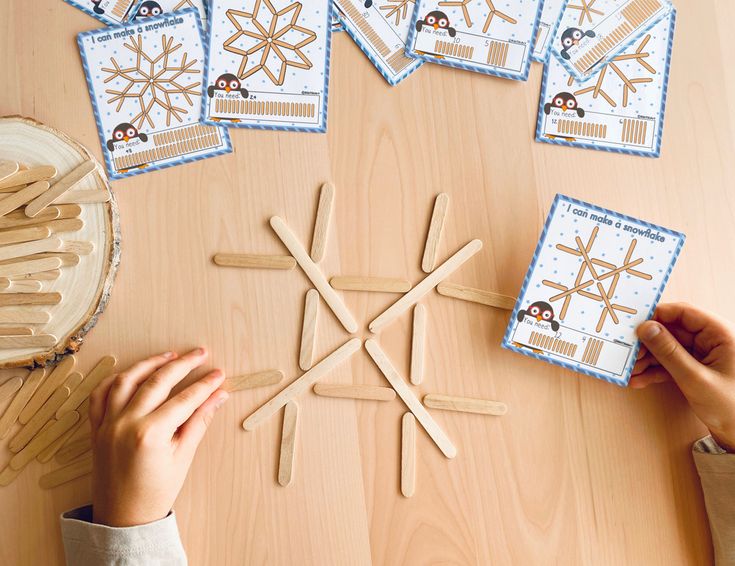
[0,225,50,246]
[59,240,93,255]
[277,401,298,487]
[46,218,83,234]
[39,452,93,490]
[0,376,22,403]
[6,280,42,292]
[0,256,62,278]
[401,413,416,498]
[0,165,56,190]
[56,356,116,419]
[0,180,49,217]
[422,193,450,273]
[0,310,50,323]
[0,160,18,183]
[310,182,335,263]
[212,253,296,270]
[0,293,60,307]
[0,236,61,262]
[10,410,79,470]
[0,327,33,336]
[0,335,56,348]
[365,339,456,458]
[25,160,95,217]
[54,433,92,466]
[330,276,412,293]
[13,270,60,281]
[313,383,396,402]
[54,189,110,204]
[423,394,508,416]
[298,289,319,371]
[0,464,21,487]
[243,339,361,431]
[410,304,426,385]
[437,282,516,310]
[0,206,59,229]
[370,240,483,332]
[223,370,284,392]
[0,368,43,439]
[9,385,70,453]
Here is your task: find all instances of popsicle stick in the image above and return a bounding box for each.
[243,338,361,431]
[59,241,94,255]
[370,240,483,333]
[313,383,396,402]
[0,165,56,190]
[39,452,93,489]
[410,304,426,385]
[39,399,89,464]
[0,206,60,228]
[0,335,57,349]
[47,218,84,234]
[0,293,60,307]
[25,161,96,217]
[223,370,284,392]
[423,394,508,416]
[299,289,319,371]
[436,282,516,310]
[14,269,60,281]
[0,226,50,246]
[54,189,110,204]
[0,327,33,336]
[365,339,456,459]
[309,182,335,262]
[9,385,71,453]
[271,216,358,333]
[11,410,80,470]
[422,193,450,273]
[0,236,61,262]
[13,252,79,267]
[54,204,83,220]
[0,309,51,323]
[56,356,116,419]
[0,368,44,439]
[0,464,21,486]
[0,256,62,278]
[6,280,42,292]
[330,276,412,293]
[18,356,77,424]
[0,181,50,217]
[0,376,23,403]
[212,253,296,270]
[401,413,416,497]
[277,401,298,487]
[55,433,92,466]
[0,161,19,183]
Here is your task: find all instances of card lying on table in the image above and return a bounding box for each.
[202,0,332,132]
[532,0,569,62]
[65,0,206,25]
[537,9,674,157]
[334,0,422,85]
[131,0,207,22]
[405,0,543,81]
[502,194,685,386]
[78,9,231,179]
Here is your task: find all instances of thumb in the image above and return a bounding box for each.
[637,321,704,387]
[176,389,229,457]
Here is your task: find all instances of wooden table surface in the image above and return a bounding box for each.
[1,0,734,564]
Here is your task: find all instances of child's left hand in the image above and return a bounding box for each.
[88,348,229,527]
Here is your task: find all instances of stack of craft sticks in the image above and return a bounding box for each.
[0,354,116,488]
[213,184,514,495]
[0,160,109,348]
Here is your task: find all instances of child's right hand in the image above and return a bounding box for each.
[632,303,735,452]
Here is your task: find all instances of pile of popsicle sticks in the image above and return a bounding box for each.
[0,160,109,348]
[213,185,515,495]
[0,355,116,488]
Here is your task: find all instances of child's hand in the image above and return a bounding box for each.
[632,303,735,451]
[88,348,229,527]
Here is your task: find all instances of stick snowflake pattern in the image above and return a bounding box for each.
[567,0,604,25]
[379,0,415,26]
[483,0,517,33]
[102,34,201,129]
[223,0,317,86]
[541,226,652,332]
[568,34,656,108]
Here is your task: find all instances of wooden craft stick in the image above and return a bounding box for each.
[0,464,21,486]
[436,282,516,310]
[299,289,319,371]
[9,385,71,453]
[313,383,396,402]
[7,280,42,292]
[60,241,94,255]
[423,394,508,416]
[56,356,116,419]
[0,334,56,348]
[309,182,335,263]
[0,206,59,229]
[0,376,23,403]
[55,433,92,466]
[14,269,60,281]
[55,204,83,220]
[0,293,61,307]
[47,218,84,234]
[0,368,44,439]
[39,399,89,464]
[330,276,412,293]
[20,358,78,425]
[0,309,50,323]
[0,236,61,262]
[0,226,50,246]
[370,240,482,333]
[39,452,93,489]
[0,165,56,190]
[243,338,361,431]
[0,256,63,278]
[277,401,298,487]
[223,370,284,393]
[0,181,50,217]
[422,193,450,273]
[12,252,79,267]
[54,189,110,204]
[410,304,426,385]
[0,327,33,336]
[0,161,19,183]
[365,340,456,458]
[25,161,96,217]
[401,413,416,497]
[271,216,358,333]
[212,253,296,270]
[11,410,80,470]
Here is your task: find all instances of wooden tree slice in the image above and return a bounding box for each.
[0,116,119,367]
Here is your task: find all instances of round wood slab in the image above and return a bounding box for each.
[0,116,120,367]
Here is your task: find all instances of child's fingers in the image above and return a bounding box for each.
[632,353,658,376]
[175,388,229,458]
[124,348,208,417]
[105,352,179,417]
[629,366,672,389]
[150,369,226,434]
[89,374,117,438]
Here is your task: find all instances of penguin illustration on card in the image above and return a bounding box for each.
[91,0,105,14]
[207,73,249,99]
[106,123,148,151]
[544,92,585,118]
[135,1,163,18]
[416,11,456,37]
[560,27,595,60]
[517,301,560,331]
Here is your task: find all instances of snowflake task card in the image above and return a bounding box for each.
[405,0,543,81]
[77,9,232,180]
[502,194,685,386]
[65,0,206,26]
[536,9,674,157]
[131,0,208,22]
[531,0,569,62]
[550,0,673,81]
[202,0,332,132]
[334,0,423,85]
